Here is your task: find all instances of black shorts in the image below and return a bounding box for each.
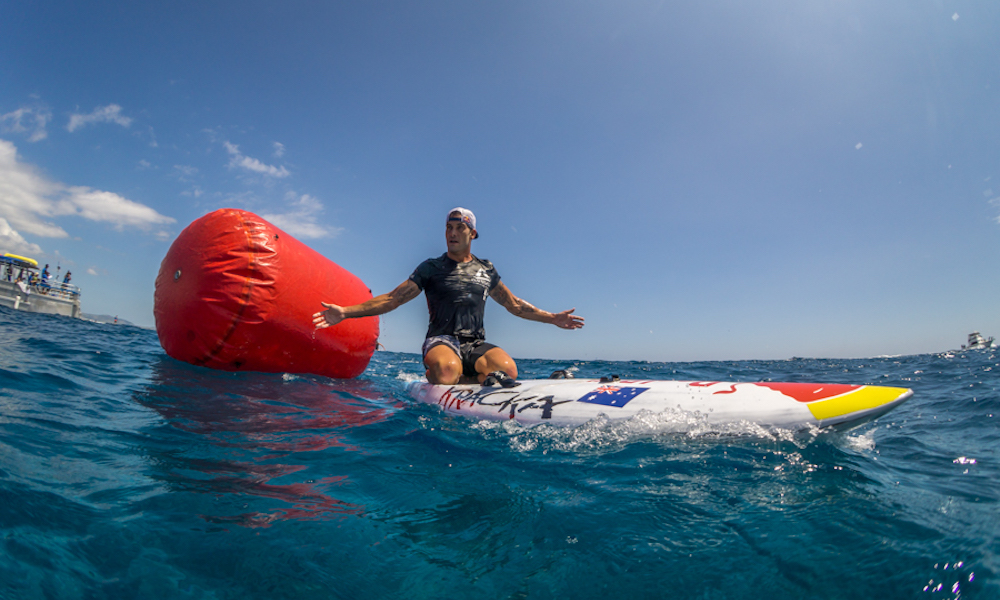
[422,335,498,377]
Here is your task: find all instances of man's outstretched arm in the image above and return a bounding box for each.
[489,282,584,329]
[313,279,421,329]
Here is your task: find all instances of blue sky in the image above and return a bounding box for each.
[2,1,998,362]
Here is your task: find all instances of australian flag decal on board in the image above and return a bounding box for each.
[577,385,648,408]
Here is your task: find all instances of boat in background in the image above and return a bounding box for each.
[0,254,82,318]
[961,331,996,350]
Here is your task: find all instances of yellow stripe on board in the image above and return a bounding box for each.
[806,385,910,421]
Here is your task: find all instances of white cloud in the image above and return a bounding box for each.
[0,140,68,238]
[67,104,132,132]
[1,105,52,142]
[224,141,290,178]
[0,138,175,253]
[67,187,174,230]
[173,164,198,181]
[273,142,285,158]
[0,217,43,255]
[262,192,341,239]
[173,165,202,196]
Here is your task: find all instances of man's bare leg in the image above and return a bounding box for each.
[424,345,463,384]
[474,347,518,383]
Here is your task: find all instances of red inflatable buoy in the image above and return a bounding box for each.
[154,208,378,378]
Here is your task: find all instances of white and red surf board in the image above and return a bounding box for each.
[407,378,914,430]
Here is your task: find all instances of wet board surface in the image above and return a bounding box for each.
[407,378,914,430]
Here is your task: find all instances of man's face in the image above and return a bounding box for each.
[446,219,474,253]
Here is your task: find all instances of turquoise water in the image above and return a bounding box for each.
[1,305,997,599]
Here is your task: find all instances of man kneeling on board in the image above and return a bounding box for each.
[313,207,584,386]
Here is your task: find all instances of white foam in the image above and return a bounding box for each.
[845,429,876,452]
[396,371,425,384]
[466,408,819,454]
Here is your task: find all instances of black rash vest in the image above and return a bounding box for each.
[409,254,501,340]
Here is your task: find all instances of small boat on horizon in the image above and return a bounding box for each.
[0,253,82,319]
[961,331,996,351]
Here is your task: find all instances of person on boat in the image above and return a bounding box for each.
[37,265,51,292]
[313,207,584,386]
[60,271,73,297]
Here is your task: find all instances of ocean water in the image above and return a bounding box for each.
[1,305,997,599]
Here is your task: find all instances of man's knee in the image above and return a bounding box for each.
[424,346,463,385]
[426,360,462,384]
[476,348,518,380]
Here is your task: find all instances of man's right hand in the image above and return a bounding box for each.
[313,302,346,329]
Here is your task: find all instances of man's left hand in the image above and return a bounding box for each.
[553,308,584,330]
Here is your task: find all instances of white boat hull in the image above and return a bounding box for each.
[0,279,81,318]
